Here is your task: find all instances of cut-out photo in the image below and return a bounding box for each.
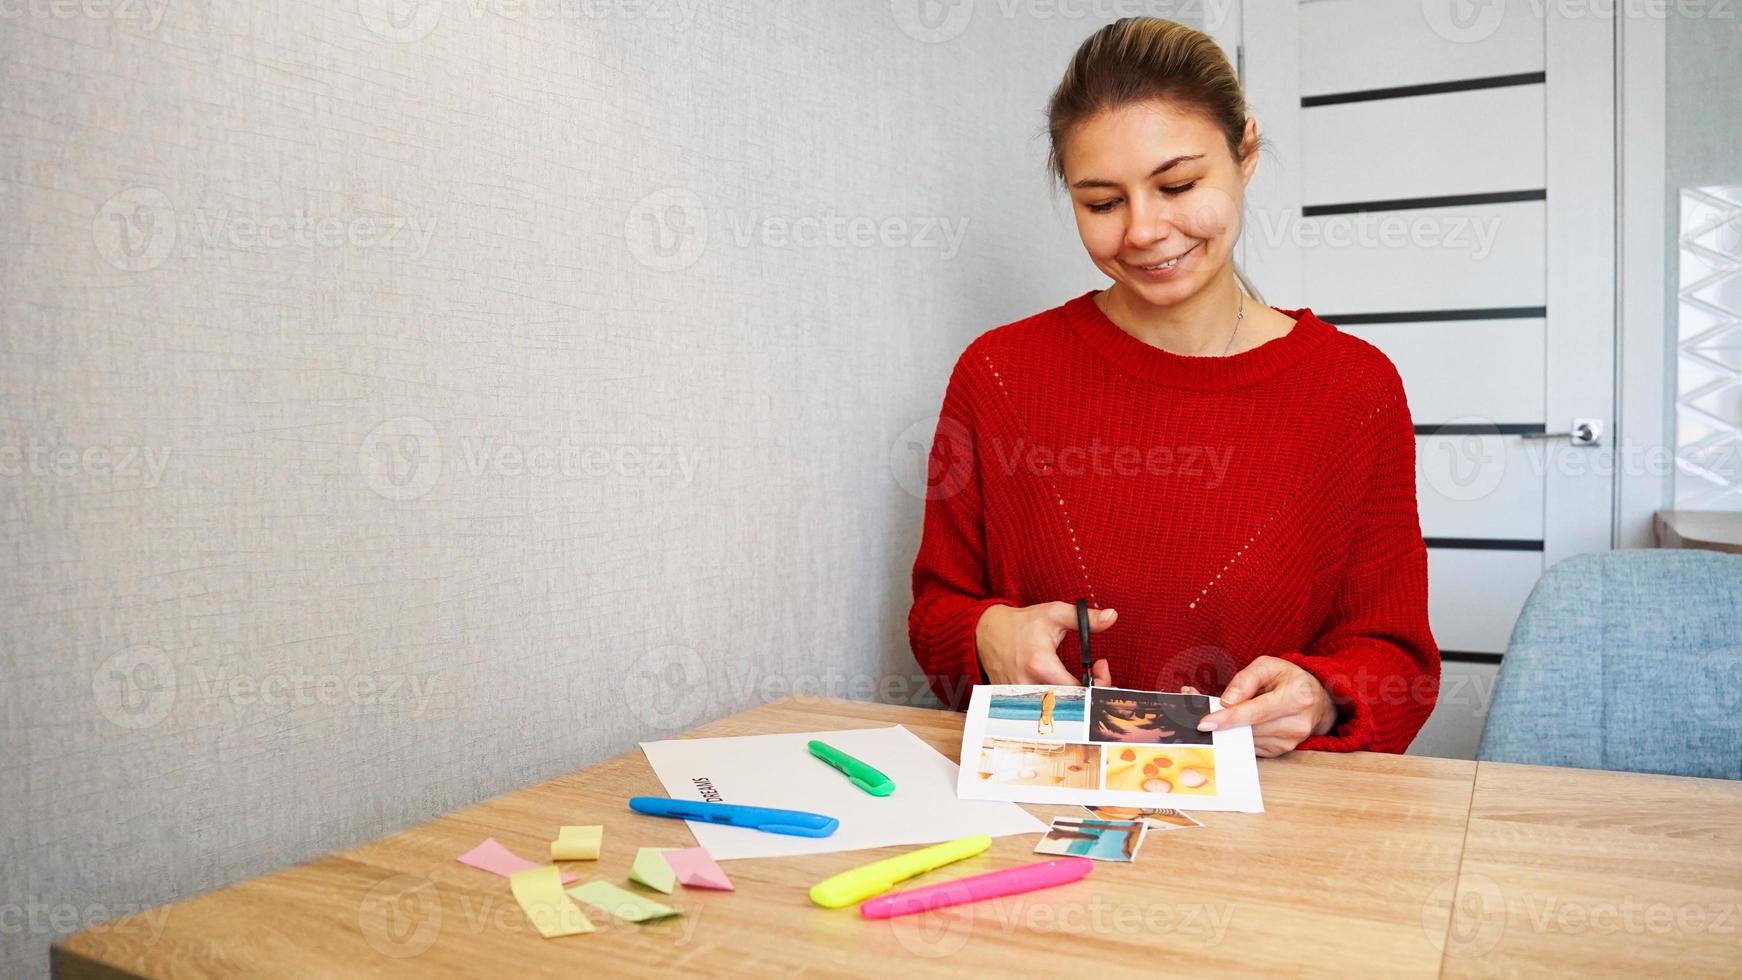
[1103,745,1217,796]
[1088,688,1212,745]
[1034,817,1147,862]
[974,738,1100,789]
[1084,806,1203,831]
[983,686,1088,741]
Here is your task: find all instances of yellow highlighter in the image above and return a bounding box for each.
[809,835,992,908]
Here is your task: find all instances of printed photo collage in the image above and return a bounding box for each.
[970,685,1218,798]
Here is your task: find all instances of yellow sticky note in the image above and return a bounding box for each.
[551,825,603,861]
[508,866,594,938]
[628,847,676,894]
[567,880,681,923]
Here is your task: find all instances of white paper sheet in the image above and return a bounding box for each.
[638,725,1047,859]
[956,685,1264,813]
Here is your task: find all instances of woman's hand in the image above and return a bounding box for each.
[975,602,1116,687]
[1195,656,1336,757]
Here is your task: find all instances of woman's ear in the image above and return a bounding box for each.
[1239,117,1260,186]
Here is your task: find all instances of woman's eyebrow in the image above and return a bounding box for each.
[1069,154,1206,190]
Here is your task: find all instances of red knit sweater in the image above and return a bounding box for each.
[908,290,1440,754]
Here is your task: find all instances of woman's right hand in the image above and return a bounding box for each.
[975,602,1117,687]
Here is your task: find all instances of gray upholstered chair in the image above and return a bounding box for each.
[1477,550,1742,780]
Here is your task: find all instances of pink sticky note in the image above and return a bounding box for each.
[458,838,581,884]
[663,847,734,891]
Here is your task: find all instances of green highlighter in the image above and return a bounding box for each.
[808,740,896,796]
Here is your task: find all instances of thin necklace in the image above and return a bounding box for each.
[1220,291,1245,356]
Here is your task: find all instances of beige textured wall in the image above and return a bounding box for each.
[0,1,1178,973]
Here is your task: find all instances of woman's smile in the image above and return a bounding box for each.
[1124,239,1203,281]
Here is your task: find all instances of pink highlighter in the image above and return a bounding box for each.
[858,857,1094,919]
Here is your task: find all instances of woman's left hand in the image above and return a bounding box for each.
[1194,656,1337,757]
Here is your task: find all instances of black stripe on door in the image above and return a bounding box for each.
[1301,71,1546,108]
[1303,189,1546,217]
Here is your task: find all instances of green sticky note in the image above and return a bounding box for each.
[567,879,681,923]
[628,847,677,894]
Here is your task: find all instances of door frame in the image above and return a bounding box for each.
[1614,11,1671,548]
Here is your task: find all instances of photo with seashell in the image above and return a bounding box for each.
[1102,745,1218,796]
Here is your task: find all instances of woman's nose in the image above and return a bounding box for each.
[1124,196,1175,249]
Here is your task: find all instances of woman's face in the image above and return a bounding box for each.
[1061,99,1257,308]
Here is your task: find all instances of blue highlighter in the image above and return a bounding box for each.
[628,796,839,837]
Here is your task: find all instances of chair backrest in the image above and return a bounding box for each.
[1477,550,1742,780]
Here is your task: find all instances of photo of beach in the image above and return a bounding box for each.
[1034,818,1147,862]
[982,686,1089,741]
[1102,745,1218,796]
[974,738,1101,789]
[1088,688,1213,745]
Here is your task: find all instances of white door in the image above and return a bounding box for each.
[1215,0,1618,758]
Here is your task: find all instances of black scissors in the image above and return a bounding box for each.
[1075,598,1094,686]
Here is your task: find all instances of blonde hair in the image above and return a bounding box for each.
[1046,17,1263,302]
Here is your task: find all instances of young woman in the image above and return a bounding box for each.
[908,18,1440,756]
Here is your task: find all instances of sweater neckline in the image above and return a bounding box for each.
[1062,289,1334,390]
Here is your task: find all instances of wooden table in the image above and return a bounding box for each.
[1655,509,1742,555]
[54,698,1742,978]
[1444,763,1742,977]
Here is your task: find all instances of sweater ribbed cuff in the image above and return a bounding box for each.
[918,596,1016,711]
[1275,650,1376,753]
[1277,644,1436,754]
